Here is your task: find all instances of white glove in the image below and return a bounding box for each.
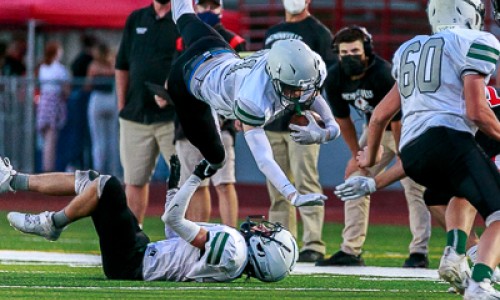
[334,176,376,201]
[289,111,328,145]
[290,192,327,207]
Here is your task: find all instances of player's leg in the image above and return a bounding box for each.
[212,131,238,227]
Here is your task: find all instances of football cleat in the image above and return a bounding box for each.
[0,157,16,193]
[438,246,471,294]
[7,211,63,241]
[464,278,500,300]
[193,159,219,180]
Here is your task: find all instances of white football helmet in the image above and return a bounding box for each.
[240,217,298,282]
[266,39,321,110]
[427,0,484,33]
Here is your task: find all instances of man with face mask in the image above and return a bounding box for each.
[262,0,336,263]
[316,26,431,268]
[115,0,179,228]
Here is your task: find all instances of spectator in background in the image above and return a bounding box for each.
[0,42,7,74]
[316,26,431,268]
[115,0,179,228]
[1,36,26,76]
[85,42,120,176]
[261,0,335,263]
[174,0,245,227]
[37,41,70,172]
[57,34,98,172]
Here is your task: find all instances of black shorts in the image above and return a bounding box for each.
[400,127,500,220]
[167,14,232,165]
[423,188,453,206]
[91,176,150,280]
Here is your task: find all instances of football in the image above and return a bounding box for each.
[289,111,326,130]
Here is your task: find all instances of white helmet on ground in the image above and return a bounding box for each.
[266,39,321,110]
[427,0,484,33]
[240,216,298,282]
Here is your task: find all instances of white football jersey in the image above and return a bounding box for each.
[142,223,248,282]
[189,50,327,127]
[392,28,500,150]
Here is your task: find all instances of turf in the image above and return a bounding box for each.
[0,211,489,299]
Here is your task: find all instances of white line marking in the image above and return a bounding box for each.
[0,250,439,279]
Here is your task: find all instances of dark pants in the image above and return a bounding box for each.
[168,14,234,166]
[400,127,500,220]
[92,177,149,280]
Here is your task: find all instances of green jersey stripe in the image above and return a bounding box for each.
[468,43,500,64]
[467,52,498,64]
[207,232,230,265]
[470,43,500,55]
[234,103,265,126]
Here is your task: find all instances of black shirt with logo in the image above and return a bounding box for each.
[324,54,400,128]
[115,5,179,124]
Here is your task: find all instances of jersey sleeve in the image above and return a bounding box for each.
[463,33,500,77]
[234,98,266,126]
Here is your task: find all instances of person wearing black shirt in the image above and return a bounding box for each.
[316,26,431,268]
[115,0,180,227]
[262,0,335,263]
[173,0,245,228]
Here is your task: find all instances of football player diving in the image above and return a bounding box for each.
[0,155,298,282]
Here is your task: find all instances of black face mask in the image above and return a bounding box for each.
[341,55,366,77]
[155,0,170,4]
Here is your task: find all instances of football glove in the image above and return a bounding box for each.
[289,111,328,145]
[290,192,327,207]
[334,176,376,201]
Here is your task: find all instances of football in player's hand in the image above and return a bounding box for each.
[289,111,326,131]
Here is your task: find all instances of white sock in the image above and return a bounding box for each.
[171,0,195,24]
[467,245,478,264]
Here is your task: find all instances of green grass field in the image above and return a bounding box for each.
[0,210,488,299]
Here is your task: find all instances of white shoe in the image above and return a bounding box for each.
[7,211,63,241]
[464,278,500,300]
[0,157,16,193]
[438,246,471,294]
[493,267,500,284]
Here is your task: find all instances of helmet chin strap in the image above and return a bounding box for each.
[293,99,302,115]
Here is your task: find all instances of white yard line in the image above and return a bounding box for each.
[0,250,439,279]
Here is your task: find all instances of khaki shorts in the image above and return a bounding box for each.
[119,118,175,185]
[175,131,235,187]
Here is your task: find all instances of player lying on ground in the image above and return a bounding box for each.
[0,155,298,282]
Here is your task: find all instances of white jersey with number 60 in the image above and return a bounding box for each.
[391,28,500,150]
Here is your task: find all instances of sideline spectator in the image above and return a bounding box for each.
[1,36,26,76]
[262,0,335,263]
[174,0,245,227]
[36,41,70,172]
[316,26,431,268]
[56,34,97,172]
[115,0,179,227]
[86,42,120,176]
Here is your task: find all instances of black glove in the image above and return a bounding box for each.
[193,159,218,180]
[168,155,181,189]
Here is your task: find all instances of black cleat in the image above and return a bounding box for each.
[298,250,324,263]
[168,155,181,189]
[403,253,429,268]
[315,250,365,266]
[193,159,219,180]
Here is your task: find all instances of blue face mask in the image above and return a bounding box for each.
[197,11,221,27]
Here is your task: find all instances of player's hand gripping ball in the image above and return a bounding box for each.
[289,110,325,131]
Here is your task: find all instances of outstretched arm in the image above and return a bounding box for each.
[243,124,327,206]
[162,156,208,249]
